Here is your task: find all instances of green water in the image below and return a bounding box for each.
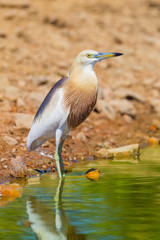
[0,146,160,240]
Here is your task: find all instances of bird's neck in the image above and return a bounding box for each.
[68,62,98,88]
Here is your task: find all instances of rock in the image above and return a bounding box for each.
[0,183,21,198]
[25,75,49,86]
[145,136,160,145]
[27,92,44,107]
[123,114,133,123]
[43,16,66,28]
[95,100,116,120]
[17,98,26,107]
[76,132,87,141]
[10,156,28,178]
[0,30,7,38]
[0,76,21,100]
[151,89,159,98]
[143,78,156,86]
[0,75,9,87]
[0,99,11,111]
[0,158,7,163]
[150,98,160,114]
[115,89,145,103]
[110,99,136,118]
[97,148,114,158]
[85,168,100,181]
[0,0,30,8]
[4,136,18,145]
[152,119,160,129]
[153,81,160,90]
[97,144,140,159]
[14,113,34,129]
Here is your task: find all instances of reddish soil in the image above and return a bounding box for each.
[0,0,160,183]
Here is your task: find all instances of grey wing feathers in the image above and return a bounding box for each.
[27,77,69,151]
[34,77,68,122]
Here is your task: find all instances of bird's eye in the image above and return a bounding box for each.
[86,53,92,58]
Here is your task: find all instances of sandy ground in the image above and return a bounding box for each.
[0,0,160,182]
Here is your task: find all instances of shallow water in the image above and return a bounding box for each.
[0,146,160,240]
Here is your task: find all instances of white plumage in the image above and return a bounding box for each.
[27,50,123,178]
[27,87,69,151]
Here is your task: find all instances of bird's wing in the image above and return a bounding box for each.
[27,77,69,151]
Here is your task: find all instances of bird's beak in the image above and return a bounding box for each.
[94,52,123,60]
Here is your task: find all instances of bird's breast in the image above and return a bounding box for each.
[63,80,98,129]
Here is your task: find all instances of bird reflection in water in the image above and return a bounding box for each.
[26,179,86,240]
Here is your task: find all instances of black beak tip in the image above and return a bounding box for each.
[114,53,123,57]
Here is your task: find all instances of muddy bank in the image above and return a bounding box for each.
[0,0,160,183]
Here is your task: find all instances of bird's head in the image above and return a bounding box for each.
[75,50,123,67]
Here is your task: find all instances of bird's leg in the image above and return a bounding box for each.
[54,179,65,231]
[58,137,66,177]
[54,149,62,179]
[55,128,64,179]
[39,148,54,159]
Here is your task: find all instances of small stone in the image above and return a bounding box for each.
[98,144,140,159]
[153,81,160,90]
[17,98,26,107]
[14,113,34,129]
[95,99,116,120]
[25,75,49,86]
[43,16,66,28]
[27,92,44,106]
[0,0,30,8]
[150,98,160,114]
[4,136,18,146]
[110,99,136,118]
[0,99,11,111]
[0,158,7,162]
[0,184,22,198]
[0,30,7,38]
[10,156,28,178]
[152,119,160,129]
[123,114,133,123]
[85,168,100,181]
[145,136,160,145]
[115,89,145,103]
[76,132,86,141]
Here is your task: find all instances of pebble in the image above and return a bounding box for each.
[95,100,116,120]
[0,99,11,111]
[152,119,160,129]
[150,98,160,114]
[98,144,140,159]
[4,136,18,146]
[25,75,49,86]
[110,99,136,118]
[0,158,7,163]
[76,132,87,141]
[115,89,145,103]
[27,92,44,106]
[123,114,133,123]
[0,0,30,8]
[14,113,34,129]
[10,156,28,178]
[0,30,7,38]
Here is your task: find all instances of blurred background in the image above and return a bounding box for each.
[0,0,160,180]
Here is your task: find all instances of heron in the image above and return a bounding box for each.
[27,50,123,178]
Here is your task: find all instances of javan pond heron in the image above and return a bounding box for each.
[27,50,123,178]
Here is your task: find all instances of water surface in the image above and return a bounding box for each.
[0,146,160,240]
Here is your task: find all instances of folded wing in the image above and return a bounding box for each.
[27,77,69,151]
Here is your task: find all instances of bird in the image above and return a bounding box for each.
[26,179,86,239]
[27,50,123,178]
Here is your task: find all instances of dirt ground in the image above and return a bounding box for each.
[0,0,160,183]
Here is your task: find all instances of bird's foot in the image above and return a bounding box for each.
[40,150,54,159]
